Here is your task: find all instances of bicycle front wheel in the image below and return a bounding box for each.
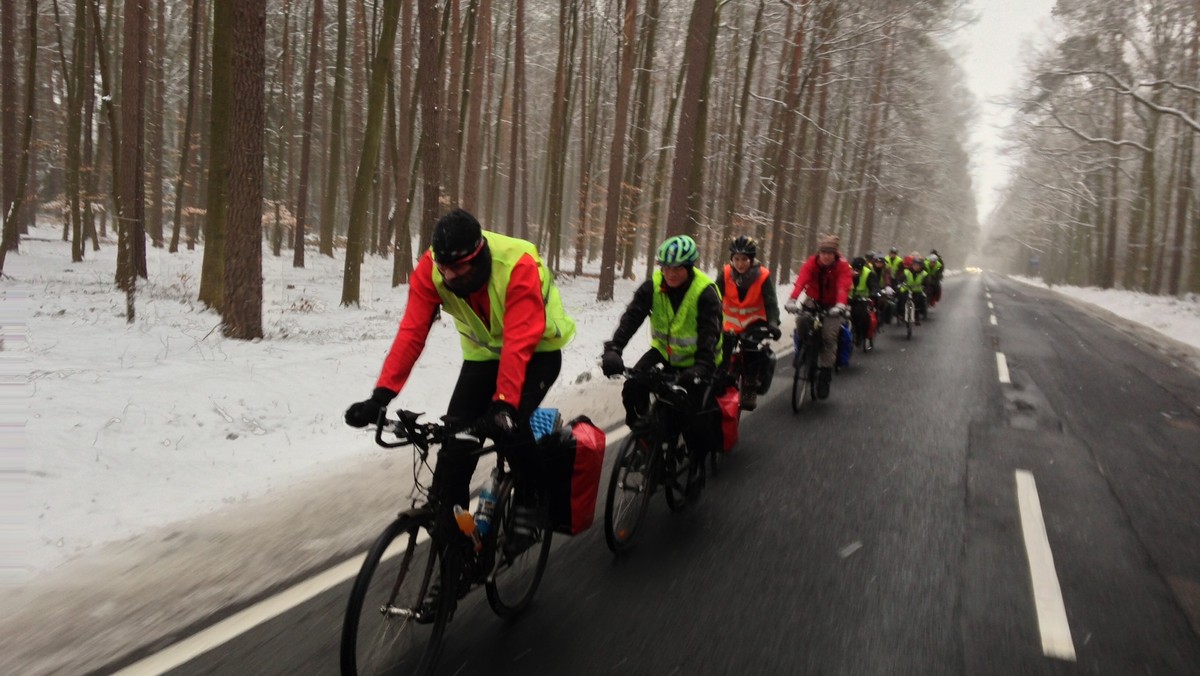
[792,345,814,412]
[486,475,553,617]
[341,515,449,676]
[604,431,656,553]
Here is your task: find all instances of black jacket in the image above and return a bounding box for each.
[605,269,723,372]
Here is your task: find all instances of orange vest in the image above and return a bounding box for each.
[722,264,769,333]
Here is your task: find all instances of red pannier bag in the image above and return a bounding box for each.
[716,385,739,452]
[867,308,878,339]
[543,416,606,535]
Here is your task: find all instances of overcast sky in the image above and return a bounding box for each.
[953,0,1059,222]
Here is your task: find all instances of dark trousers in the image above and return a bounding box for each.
[432,350,562,510]
[622,349,722,460]
[722,328,769,387]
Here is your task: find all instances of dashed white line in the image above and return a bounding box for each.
[1015,470,1077,661]
[996,352,1011,384]
[990,315,997,326]
[987,301,994,310]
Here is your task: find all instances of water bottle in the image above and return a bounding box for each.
[453,505,482,552]
[474,469,499,537]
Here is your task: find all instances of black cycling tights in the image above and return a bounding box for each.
[432,350,562,511]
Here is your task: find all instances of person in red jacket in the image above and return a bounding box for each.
[344,208,576,515]
[783,234,854,399]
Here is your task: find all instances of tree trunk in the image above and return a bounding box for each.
[293,0,323,268]
[663,0,718,239]
[319,0,348,256]
[1,0,16,230]
[596,0,637,301]
[199,0,232,310]
[116,0,148,320]
[0,0,34,274]
[170,0,202,253]
[416,0,443,250]
[222,0,265,339]
[342,0,402,306]
[146,0,165,247]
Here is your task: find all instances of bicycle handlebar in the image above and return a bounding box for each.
[373,409,485,455]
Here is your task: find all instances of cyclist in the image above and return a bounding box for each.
[898,255,929,325]
[883,246,905,282]
[848,255,879,352]
[783,234,853,399]
[720,235,782,410]
[344,208,577,529]
[600,234,723,498]
[869,252,895,325]
[926,251,944,307]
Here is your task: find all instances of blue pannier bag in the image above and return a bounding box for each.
[837,322,853,367]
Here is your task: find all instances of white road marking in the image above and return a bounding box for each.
[996,352,1011,384]
[990,315,997,326]
[988,301,994,310]
[113,555,366,674]
[1015,470,1077,661]
[115,523,435,674]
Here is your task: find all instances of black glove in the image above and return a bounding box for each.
[484,400,518,440]
[601,349,625,377]
[768,323,782,341]
[344,387,397,428]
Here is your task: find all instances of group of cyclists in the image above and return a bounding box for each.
[342,207,944,627]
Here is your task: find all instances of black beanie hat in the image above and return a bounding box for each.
[432,209,484,264]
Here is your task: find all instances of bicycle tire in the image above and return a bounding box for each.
[663,433,699,512]
[792,344,814,412]
[485,474,553,616]
[341,515,450,676]
[604,431,656,553]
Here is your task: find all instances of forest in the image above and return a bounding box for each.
[0,0,982,339]
[990,0,1200,295]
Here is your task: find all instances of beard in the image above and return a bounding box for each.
[443,243,492,298]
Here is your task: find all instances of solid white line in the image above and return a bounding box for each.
[113,555,367,674]
[990,315,997,326]
[1015,470,1077,661]
[996,352,1011,384]
[115,522,436,674]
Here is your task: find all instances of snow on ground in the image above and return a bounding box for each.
[6,225,1200,578]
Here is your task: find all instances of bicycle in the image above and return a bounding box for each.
[788,306,830,412]
[899,290,924,339]
[604,366,707,553]
[341,410,556,676]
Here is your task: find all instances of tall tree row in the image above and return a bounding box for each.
[991,0,1200,294]
[10,0,983,330]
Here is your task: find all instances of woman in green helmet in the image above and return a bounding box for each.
[600,235,724,498]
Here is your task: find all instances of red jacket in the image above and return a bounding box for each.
[789,253,854,307]
[375,250,547,407]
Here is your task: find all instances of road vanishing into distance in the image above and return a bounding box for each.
[108,272,1200,675]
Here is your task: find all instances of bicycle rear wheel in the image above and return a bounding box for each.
[485,475,552,616]
[341,515,450,676]
[604,431,656,553]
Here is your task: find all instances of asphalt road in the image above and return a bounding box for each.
[156,272,1200,675]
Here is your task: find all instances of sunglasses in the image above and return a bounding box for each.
[435,239,485,275]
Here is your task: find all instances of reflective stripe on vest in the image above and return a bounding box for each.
[432,231,576,360]
[650,268,722,367]
[721,264,769,332]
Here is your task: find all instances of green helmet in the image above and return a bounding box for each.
[656,235,699,267]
